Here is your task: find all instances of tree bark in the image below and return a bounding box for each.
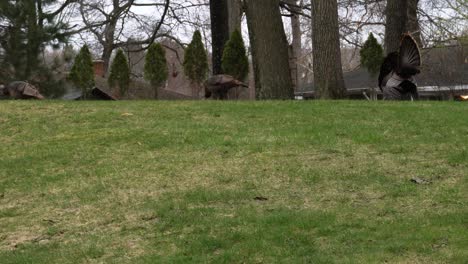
[210,0,230,75]
[245,0,293,99]
[101,44,114,76]
[384,0,408,54]
[311,0,346,99]
[407,0,422,47]
[288,0,302,91]
[227,0,242,34]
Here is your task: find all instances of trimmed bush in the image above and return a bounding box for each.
[222,29,249,81]
[360,33,384,77]
[69,45,94,98]
[144,43,168,99]
[183,30,209,85]
[108,49,130,96]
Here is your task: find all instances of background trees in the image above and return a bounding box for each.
[69,44,95,98]
[183,30,209,98]
[144,43,168,99]
[360,33,384,78]
[0,0,466,100]
[108,49,130,96]
[0,0,76,81]
[221,29,248,81]
[77,0,170,75]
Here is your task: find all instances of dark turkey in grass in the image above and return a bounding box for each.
[379,34,421,100]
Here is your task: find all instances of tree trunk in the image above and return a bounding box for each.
[288,0,302,91]
[384,0,408,54]
[25,0,40,80]
[101,16,118,75]
[407,0,422,47]
[311,0,346,99]
[101,44,114,77]
[210,0,230,75]
[245,0,293,99]
[227,0,242,34]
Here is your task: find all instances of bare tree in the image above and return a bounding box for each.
[78,0,170,74]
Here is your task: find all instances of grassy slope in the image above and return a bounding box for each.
[0,101,467,263]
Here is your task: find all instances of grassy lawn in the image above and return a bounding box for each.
[0,100,467,263]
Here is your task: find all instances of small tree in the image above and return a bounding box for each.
[144,43,168,99]
[69,45,95,99]
[222,29,249,81]
[183,30,209,98]
[108,49,130,96]
[360,33,384,77]
[360,33,384,100]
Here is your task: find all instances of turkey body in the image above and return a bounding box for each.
[4,81,45,99]
[204,74,248,100]
[379,34,421,100]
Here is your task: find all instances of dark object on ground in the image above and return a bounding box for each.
[254,196,268,201]
[204,74,248,100]
[379,34,421,100]
[3,81,45,99]
[62,87,117,100]
[91,87,117,100]
[410,177,431,185]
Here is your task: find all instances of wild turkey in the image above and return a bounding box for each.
[378,34,421,100]
[4,81,45,99]
[204,74,248,100]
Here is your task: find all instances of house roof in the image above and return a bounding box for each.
[62,87,117,100]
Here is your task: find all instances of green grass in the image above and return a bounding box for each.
[0,100,467,263]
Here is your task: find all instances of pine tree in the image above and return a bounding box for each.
[360,33,384,77]
[108,49,130,96]
[0,0,73,81]
[69,45,95,98]
[144,43,168,99]
[222,29,249,81]
[183,30,209,98]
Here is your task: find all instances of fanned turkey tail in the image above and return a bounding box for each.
[397,33,421,78]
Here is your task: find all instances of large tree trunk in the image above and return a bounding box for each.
[288,0,302,91]
[311,0,346,99]
[101,44,114,77]
[101,17,118,76]
[227,0,242,34]
[245,0,293,99]
[407,0,422,47]
[210,0,230,75]
[384,0,408,54]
